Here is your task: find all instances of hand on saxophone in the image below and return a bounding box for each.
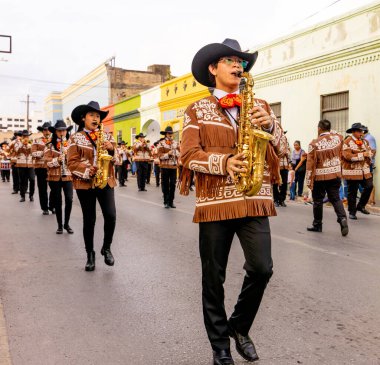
[89,166,98,177]
[226,153,247,180]
[249,106,273,130]
[102,141,113,151]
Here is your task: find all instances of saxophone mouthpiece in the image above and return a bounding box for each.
[236,71,243,78]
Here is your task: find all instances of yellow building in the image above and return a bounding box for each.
[159,73,210,140]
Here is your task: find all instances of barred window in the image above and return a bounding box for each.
[117,130,123,143]
[270,102,281,124]
[321,91,349,135]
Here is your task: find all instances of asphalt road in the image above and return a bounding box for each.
[0,178,379,365]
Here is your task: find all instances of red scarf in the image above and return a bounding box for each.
[86,131,98,142]
[56,140,68,150]
[218,94,242,108]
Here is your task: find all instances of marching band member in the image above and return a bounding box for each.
[44,120,74,234]
[152,140,161,187]
[0,141,11,182]
[180,39,286,365]
[133,132,152,191]
[157,126,180,208]
[273,135,290,207]
[117,141,128,187]
[342,123,373,219]
[67,101,118,272]
[8,131,22,194]
[15,130,35,203]
[32,122,52,215]
[305,119,348,235]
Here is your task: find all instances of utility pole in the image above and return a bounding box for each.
[20,94,35,132]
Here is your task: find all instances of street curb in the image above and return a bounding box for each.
[0,299,12,365]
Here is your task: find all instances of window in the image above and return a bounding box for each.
[7,118,12,121]
[20,119,24,121]
[38,120,42,123]
[14,124,19,127]
[321,91,349,135]
[14,119,19,121]
[131,127,136,141]
[117,130,122,143]
[270,102,281,124]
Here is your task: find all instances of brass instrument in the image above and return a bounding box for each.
[60,137,66,176]
[235,72,273,196]
[92,121,112,189]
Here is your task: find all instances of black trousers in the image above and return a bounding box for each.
[199,217,273,351]
[76,186,116,253]
[118,163,126,186]
[161,168,177,205]
[35,168,51,211]
[136,161,148,190]
[347,178,374,215]
[146,162,152,183]
[311,178,346,226]
[294,170,306,197]
[1,169,10,181]
[273,169,289,203]
[11,165,20,192]
[19,167,35,198]
[49,180,73,227]
[154,164,161,186]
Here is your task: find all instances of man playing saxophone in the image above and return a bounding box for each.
[67,101,118,272]
[180,39,286,365]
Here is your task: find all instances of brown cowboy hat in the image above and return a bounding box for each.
[71,101,109,125]
[191,38,258,87]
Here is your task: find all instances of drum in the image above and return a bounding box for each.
[0,160,10,170]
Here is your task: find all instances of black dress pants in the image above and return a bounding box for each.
[19,167,35,198]
[1,169,10,181]
[136,161,148,190]
[49,180,73,227]
[273,169,289,203]
[11,165,20,192]
[199,217,273,351]
[161,168,177,205]
[146,162,152,184]
[311,178,346,226]
[347,178,374,215]
[294,170,306,196]
[118,164,126,186]
[154,164,161,186]
[76,186,116,253]
[35,168,50,211]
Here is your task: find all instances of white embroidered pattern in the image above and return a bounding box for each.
[208,154,224,175]
[315,135,341,150]
[183,113,191,127]
[316,166,341,175]
[192,99,222,122]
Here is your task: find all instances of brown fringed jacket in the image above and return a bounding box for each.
[67,131,118,190]
[158,138,180,169]
[14,140,33,168]
[341,136,372,180]
[180,95,286,223]
[32,137,50,168]
[44,143,72,182]
[305,131,343,190]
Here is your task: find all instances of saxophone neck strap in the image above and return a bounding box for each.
[84,131,97,149]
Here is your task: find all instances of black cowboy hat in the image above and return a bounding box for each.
[160,126,174,135]
[361,125,369,133]
[48,120,73,133]
[37,122,52,132]
[71,101,109,125]
[191,38,258,87]
[135,132,146,139]
[346,123,365,134]
[0,141,9,147]
[120,140,126,145]
[14,130,22,137]
[21,129,32,137]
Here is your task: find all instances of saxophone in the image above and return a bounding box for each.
[92,121,113,189]
[235,72,274,196]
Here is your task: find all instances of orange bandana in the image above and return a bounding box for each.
[56,141,68,150]
[218,94,242,108]
[86,131,98,142]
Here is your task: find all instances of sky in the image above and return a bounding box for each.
[0,0,377,117]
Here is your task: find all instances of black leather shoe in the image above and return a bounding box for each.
[101,248,114,266]
[64,224,74,234]
[164,204,170,209]
[280,201,287,207]
[29,196,34,202]
[169,203,176,208]
[56,226,63,234]
[274,201,280,207]
[307,225,322,232]
[42,210,49,215]
[349,214,357,220]
[19,197,25,202]
[213,349,234,365]
[85,251,95,271]
[11,191,18,194]
[339,218,349,236]
[49,208,56,214]
[357,207,370,215]
[228,322,259,362]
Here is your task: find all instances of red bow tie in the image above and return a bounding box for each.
[218,94,242,108]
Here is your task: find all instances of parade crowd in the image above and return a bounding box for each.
[0,38,377,365]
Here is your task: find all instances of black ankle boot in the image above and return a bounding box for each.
[85,251,95,271]
[56,226,63,234]
[101,247,114,266]
[64,224,74,234]
[307,225,322,232]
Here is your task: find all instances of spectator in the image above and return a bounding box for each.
[291,141,307,197]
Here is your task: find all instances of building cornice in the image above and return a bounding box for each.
[255,39,380,89]
[113,110,140,122]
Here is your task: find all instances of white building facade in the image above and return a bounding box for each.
[252,2,380,198]
[139,86,161,143]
